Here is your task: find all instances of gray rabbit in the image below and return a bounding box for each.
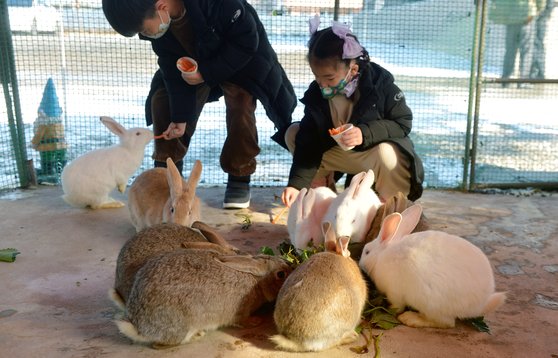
[115,249,291,348]
[110,221,239,308]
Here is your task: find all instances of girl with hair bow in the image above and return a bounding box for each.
[282,16,424,207]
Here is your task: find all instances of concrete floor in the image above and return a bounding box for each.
[0,185,557,358]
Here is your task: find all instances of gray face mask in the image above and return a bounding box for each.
[141,10,171,40]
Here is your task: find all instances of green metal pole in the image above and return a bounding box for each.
[463,0,483,191]
[0,0,30,187]
[469,0,489,191]
[334,0,339,21]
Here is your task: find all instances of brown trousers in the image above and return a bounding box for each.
[150,82,260,176]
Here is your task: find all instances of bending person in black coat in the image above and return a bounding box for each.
[103,0,296,209]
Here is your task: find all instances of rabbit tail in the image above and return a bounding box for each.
[482,292,507,315]
[115,319,152,344]
[62,194,84,208]
[270,334,309,352]
[271,333,355,352]
[108,288,126,311]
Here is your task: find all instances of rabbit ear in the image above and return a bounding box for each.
[378,212,403,244]
[295,188,307,222]
[379,204,422,244]
[393,191,407,212]
[214,255,269,276]
[394,204,423,238]
[345,171,366,198]
[191,221,240,252]
[337,236,351,257]
[165,158,183,199]
[322,221,337,251]
[99,116,126,137]
[186,160,202,194]
[354,169,375,198]
[302,188,315,219]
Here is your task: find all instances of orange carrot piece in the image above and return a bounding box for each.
[271,206,288,224]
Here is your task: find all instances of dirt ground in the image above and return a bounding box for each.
[0,185,557,358]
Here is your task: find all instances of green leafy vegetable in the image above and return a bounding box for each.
[0,248,20,263]
[234,213,252,231]
[464,316,490,333]
[259,246,275,256]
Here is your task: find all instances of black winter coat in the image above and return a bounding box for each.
[143,0,296,148]
[288,62,424,200]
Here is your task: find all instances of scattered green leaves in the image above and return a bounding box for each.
[464,316,490,333]
[350,329,383,356]
[235,213,252,231]
[0,248,20,263]
[259,246,275,256]
[259,240,322,268]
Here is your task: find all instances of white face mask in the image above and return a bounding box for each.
[142,10,171,40]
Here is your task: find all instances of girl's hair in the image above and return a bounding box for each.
[307,27,370,70]
[102,0,157,37]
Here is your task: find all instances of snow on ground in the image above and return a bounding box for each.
[1,0,557,189]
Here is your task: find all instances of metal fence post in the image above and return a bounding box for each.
[0,0,30,188]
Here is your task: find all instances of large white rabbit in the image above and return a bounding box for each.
[127,158,202,232]
[359,204,506,328]
[322,169,382,245]
[287,186,337,249]
[61,116,153,209]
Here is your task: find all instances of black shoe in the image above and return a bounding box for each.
[223,175,251,209]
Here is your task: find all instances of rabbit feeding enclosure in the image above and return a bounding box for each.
[2,184,558,357]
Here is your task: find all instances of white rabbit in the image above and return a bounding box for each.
[61,116,153,209]
[359,204,506,328]
[271,222,367,352]
[287,187,337,249]
[128,158,202,232]
[322,169,382,245]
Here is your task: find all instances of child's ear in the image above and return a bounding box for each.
[350,62,359,76]
[155,0,168,10]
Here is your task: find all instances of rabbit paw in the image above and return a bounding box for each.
[339,329,359,345]
[397,311,455,328]
[95,200,125,209]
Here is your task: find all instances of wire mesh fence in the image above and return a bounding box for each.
[1,0,557,191]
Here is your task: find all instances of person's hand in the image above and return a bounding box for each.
[181,71,205,85]
[282,187,300,207]
[161,122,186,139]
[340,125,363,148]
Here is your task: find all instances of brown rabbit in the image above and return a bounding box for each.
[128,158,202,232]
[114,250,292,348]
[270,222,368,352]
[109,221,239,309]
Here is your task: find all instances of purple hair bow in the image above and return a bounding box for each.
[309,14,320,35]
[331,21,364,59]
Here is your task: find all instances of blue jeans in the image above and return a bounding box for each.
[502,20,534,79]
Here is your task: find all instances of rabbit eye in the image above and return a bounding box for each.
[276,271,287,279]
[135,132,141,136]
[170,207,175,214]
[364,249,369,255]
